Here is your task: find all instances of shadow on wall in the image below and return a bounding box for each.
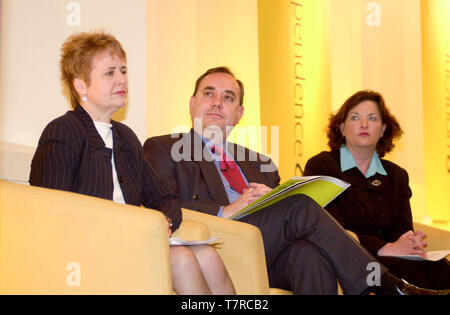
[0,142,35,184]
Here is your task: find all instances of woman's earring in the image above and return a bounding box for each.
[82,95,88,102]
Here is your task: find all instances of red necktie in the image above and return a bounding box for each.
[211,145,248,194]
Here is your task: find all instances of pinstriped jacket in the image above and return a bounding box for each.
[29,104,182,230]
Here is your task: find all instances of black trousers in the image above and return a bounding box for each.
[239,194,388,295]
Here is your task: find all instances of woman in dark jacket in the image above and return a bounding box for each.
[29,31,235,295]
[304,90,449,290]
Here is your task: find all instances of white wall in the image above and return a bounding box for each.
[0,0,261,183]
[0,0,147,147]
[0,0,261,147]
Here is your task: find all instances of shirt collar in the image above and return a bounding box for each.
[340,145,387,178]
[202,138,229,161]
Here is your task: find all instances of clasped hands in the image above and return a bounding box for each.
[378,230,428,258]
[222,182,272,219]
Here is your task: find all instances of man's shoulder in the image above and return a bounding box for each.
[143,132,194,162]
[144,132,187,149]
[147,133,185,143]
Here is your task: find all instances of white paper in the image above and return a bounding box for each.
[169,237,222,246]
[385,250,450,262]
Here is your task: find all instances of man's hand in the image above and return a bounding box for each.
[248,182,272,196]
[222,182,273,219]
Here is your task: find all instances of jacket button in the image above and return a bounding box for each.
[192,194,199,200]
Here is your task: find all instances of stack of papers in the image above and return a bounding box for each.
[169,237,222,246]
[229,176,350,220]
[385,250,450,262]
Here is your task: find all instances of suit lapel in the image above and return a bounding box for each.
[189,130,230,205]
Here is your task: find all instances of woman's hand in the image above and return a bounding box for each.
[166,216,173,237]
[377,230,428,258]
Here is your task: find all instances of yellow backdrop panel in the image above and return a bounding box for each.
[258,0,331,182]
[360,0,428,220]
[330,0,428,221]
[421,0,450,221]
[146,0,261,152]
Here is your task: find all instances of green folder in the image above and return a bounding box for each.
[229,176,350,220]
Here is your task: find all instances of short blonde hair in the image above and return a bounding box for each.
[60,31,126,108]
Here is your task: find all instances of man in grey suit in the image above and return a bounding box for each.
[144,66,446,295]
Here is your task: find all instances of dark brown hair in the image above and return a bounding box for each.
[193,66,245,106]
[327,90,403,157]
[60,31,126,108]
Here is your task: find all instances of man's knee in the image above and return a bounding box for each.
[277,194,325,227]
[283,194,322,211]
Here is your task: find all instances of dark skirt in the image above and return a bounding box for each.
[377,256,450,290]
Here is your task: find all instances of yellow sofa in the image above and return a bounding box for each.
[413,222,450,252]
[179,209,375,295]
[180,208,273,294]
[0,179,281,295]
[0,180,172,294]
[5,178,406,295]
[0,179,278,295]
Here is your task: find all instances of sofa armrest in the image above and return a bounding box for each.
[414,222,450,252]
[172,220,211,241]
[346,230,360,242]
[0,180,172,294]
[181,208,270,294]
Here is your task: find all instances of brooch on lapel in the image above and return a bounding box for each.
[371,179,382,187]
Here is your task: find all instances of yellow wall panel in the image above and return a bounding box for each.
[146,0,261,152]
[330,0,428,221]
[330,0,363,112]
[360,0,428,220]
[421,0,450,221]
[258,0,331,182]
[0,0,147,145]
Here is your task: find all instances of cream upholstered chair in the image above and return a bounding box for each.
[173,220,211,241]
[181,208,274,294]
[413,222,450,252]
[0,180,172,294]
[180,209,364,295]
[0,179,361,295]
